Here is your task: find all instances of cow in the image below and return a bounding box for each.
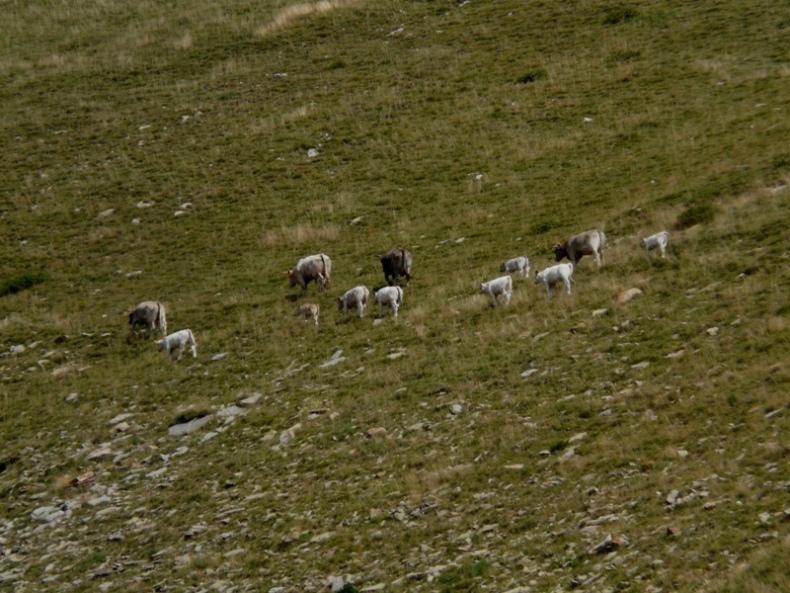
[535,263,574,299]
[374,286,404,318]
[479,275,513,307]
[128,301,167,338]
[155,329,197,360]
[297,303,320,326]
[554,230,607,268]
[640,230,669,258]
[288,253,332,292]
[337,286,369,319]
[500,256,530,277]
[380,248,412,286]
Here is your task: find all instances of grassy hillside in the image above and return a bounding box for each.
[1,1,788,591]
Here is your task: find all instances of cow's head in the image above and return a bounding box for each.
[553,243,567,262]
[155,339,165,352]
[287,269,299,287]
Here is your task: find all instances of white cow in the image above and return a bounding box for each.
[288,253,332,292]
[500,256,530,277]
[480,275,513,307]
[155,329,197,360]
[338,285,369,319]
[535,263,574,299]
[374,286,403,318]
[554,230,607,268]
[128,301,167,337]
[640,230,669,258]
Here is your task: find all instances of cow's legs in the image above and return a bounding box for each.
[564,278,572,295]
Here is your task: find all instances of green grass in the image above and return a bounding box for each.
[1,1,789,592]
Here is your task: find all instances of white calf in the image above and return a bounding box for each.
[500,256,530,277]
[297,303,320,326]
[155,329,197,360]
[338,285,369,319]
[640,231,669,258]
[374,286,403,318]
[480,275,513,307]
[535,263,574,299]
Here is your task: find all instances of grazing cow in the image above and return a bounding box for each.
[479,275,513,307]
[337,285,369,319]
[128,301,167,337]
[500,256,530,277]
[288,253,332,292]
[554,230,607,268]
[155,329,197,360]
[640,230,669,258]
[297,303,320,326]
[535,263,574,299]
[374,286,404,318]
[380,248,413,286]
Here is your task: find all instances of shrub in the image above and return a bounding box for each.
[531,220,560,234]
[675,204,716,229]
[603,5,639,25]
[0,271,47,297]
[516,68,547,84]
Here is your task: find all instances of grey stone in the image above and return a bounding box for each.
[168,415,212,436]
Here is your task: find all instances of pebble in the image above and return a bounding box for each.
[65,392,79,403]
[616,288,643,303]
[450,404,464,415]
[706,327,720,336]
[307,148,319,158]
[131,217,141,225]
[210,352,228,362]
[521,368,539,379]
[10,344,25,355]
[666,349,685,359]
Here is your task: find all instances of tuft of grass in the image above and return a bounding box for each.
[0,271,47,297]
[675,204,717,229]
[602,5,640,25]
[515,68,547,85]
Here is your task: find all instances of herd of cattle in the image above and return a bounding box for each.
[128,229,670,359]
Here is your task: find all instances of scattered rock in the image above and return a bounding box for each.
[616,288,643,303]
[238,392,262,407]
[131,218,141,225]
[631,361,650,370]
[136,200,155,208]
[666,349,685,359]
[87,447,114,462]
[109,413,134,426]
[592,308,608,318]
[677,449,689,458]
[97,208,115,219]
[521,368,539,379]
[387,349,406,360]
[450,403,464,415]
[65,392,79,403]
[9,344,25,355]
[350,216,363,225]
[320,350,345,368]
[590,533,628,554]
[666,490,681,507]
[307,148,319,158]
[569,432,587,444]
[168,415,212,436]
[504,464,524,470]
[31,506,66,524]
[366,427,387,438]
[706,327,720,336]
[210,352,228,362]
[279,423,302,445]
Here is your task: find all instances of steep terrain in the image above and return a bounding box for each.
[1,1,788,592]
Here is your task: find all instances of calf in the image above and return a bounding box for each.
[380,248,413,286]
[500,256,530,277]
[480,275,513,307]
[155,329,197,360]
[297,303,320,326]
[640,230,669,258]
[374,286,404,318]
[554,230,607,268]
[535,263,574,299]
[288,253,332,292]
[128,301,167,337]
[338,285,369,319]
